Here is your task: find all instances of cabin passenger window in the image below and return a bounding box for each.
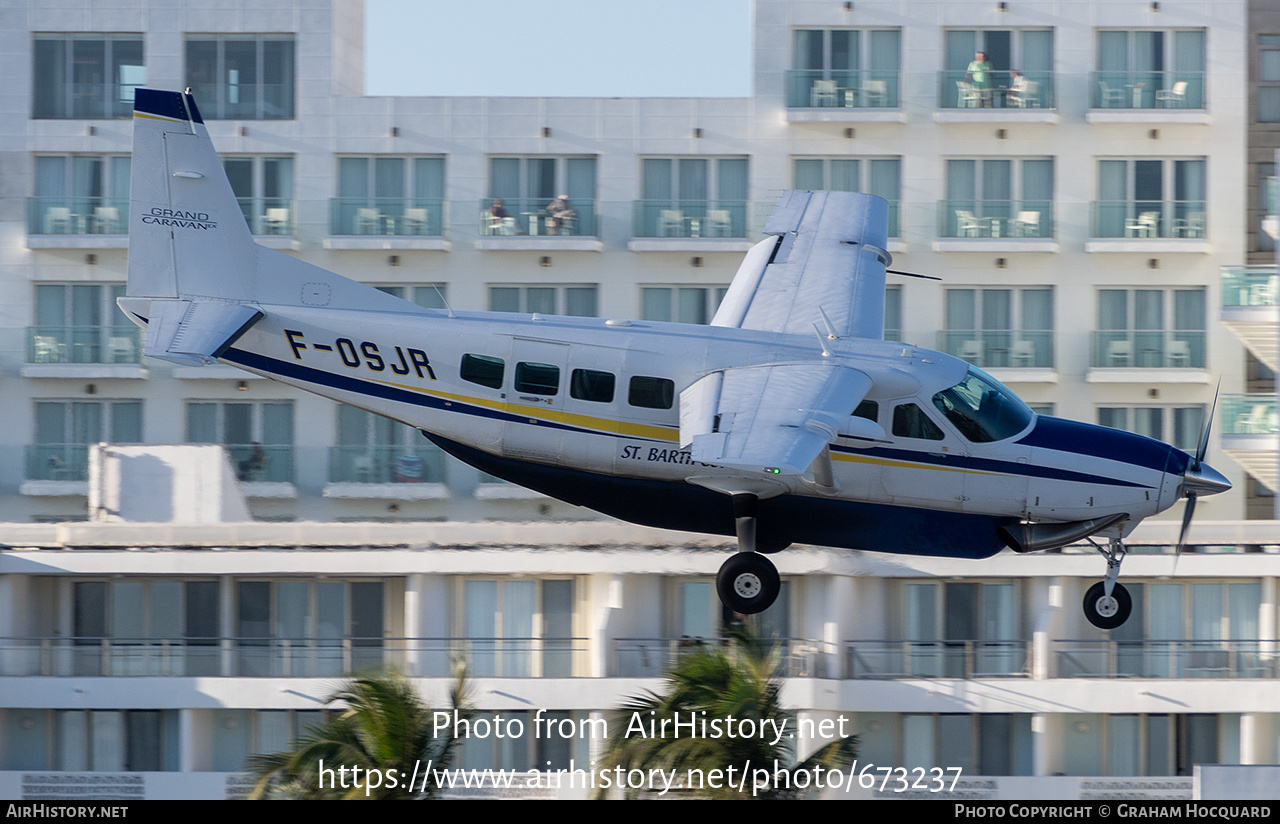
[892,403,944,441]
[515,362,560,396]
[460,354,505,389]
[570,369,615,403]
[628,376,675,410]
[853,400,879,421]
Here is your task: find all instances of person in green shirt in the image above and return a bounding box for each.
[966,51,994,107]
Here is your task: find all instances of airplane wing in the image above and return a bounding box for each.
[711,191,891,340]
[679,363,873,476]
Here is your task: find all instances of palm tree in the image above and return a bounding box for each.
[248,667,470,800]
[597,627,856,800]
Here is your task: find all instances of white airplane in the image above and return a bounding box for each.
[121,89,1230,629]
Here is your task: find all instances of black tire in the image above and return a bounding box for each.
[716,552,781,615]
[1083,581,1132,629]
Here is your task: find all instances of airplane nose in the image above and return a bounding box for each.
[1182,461,1231,497]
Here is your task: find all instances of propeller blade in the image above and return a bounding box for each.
[1175,493,1196,559]
[1195,382,1219,467]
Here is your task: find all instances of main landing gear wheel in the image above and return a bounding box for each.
[1083,581,1132,630]
[717,552,781,615]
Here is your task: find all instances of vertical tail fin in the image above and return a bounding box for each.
[128,89,256,301]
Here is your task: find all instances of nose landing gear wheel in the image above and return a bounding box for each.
[717,552,781,615]
[1083,581,1132,630]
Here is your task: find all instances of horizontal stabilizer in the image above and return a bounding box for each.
[143,299,263,366]
[680,363,872,476]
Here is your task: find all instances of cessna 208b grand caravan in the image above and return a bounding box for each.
[122,89,1231,628]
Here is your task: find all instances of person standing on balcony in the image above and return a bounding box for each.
[967,51,993,107]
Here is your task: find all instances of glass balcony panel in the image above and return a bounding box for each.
[329,198,446,237]
[1054,640,1272,678]
[1091,201,1206,238]
[234,197,294,236]
[1220,266,1278,307]
[938,330,1054,369]
[224,444,293,483]
[939,200,1052,239]
[1221,395,1278,435]
[1091,70,1205,109]
[846,640,1029,678]
[938,70,1055,109]
[26,444,90,481]
[784,69,900,108]
[1090,330,1205,368]
[632,200,749,238]
[27,197,129,236]
[27,326,143,365]
[478,198,597,237]
[328,445,445,484]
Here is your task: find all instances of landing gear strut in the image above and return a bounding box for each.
[1083,536,1132,629]
[715,493,781,615]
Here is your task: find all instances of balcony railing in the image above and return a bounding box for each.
[632,200,750,239]
[479,198,597,237]
[185,82,294,120]
[328,445,445,484]
[329,198,445,237]
[1090,330,1206,369]
[612,637,834,678]
[27,197,129,235]
[26,326,143,365]
[939,200,1053,239]
[35,82,141,119]
[0,636,589,678]
[25,445,92,482]
[784,69,900,108]
[846,640,1031,679]
[1054,640,1276,678]
[234,197,294,236]
[1221,265,1278,308]
[1221,394,1278,436]
[1091,71,1205,110]
[938,330,1054,369]
[1092,201,1206,239]
[938,70,1055,109]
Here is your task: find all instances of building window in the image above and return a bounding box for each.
[236,580,384,677]
[787,28,900,107]
[333,156,444,236]
[485,156,596,236]
[943,288,1053,368]
[185,34,294,119]
[1097,407,1204,451]
[1093,288,1205,368]
[1094,29,1206,109]
[1062,713,1233,776]
[942,29,1054,109]
[488,285,598,317]
[636,157,748,238]
[1260,35,1280,121]
[794,157,901,235]
[458,710,594,772]
[331,405,443,484]
[640,286,727,324]
[1254,163,1276,254]
[185,401,294,482]
[72,580,219,677]
[460,578,576,677]
[224,156,293,235]
[943,158,1053,238]
[30,155,130,236]
[32,34,144,119]
[29,283,139,365]
[903,582,1022,677]
[885,285,902,342]
[30,400,141,482]
[374,284,449,310]
[1094,159,1206,239]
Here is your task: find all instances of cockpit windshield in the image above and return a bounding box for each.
[931,367,1034,443]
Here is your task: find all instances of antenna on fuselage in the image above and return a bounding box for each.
[431,284,456,318]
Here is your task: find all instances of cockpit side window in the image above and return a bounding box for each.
[931,368,1034,443]
[892,403,944,441]
[853,400,879,422]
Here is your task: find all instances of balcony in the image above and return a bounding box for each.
[1054,639,1274,679]
[612,637,834,678]
[26,197,129,248]
[846,640,1030,679]
[1221,265,1278,371]
[1220,394,1278,490]
[0,637,587,678]
[324,197,449,251]
[476,198,601,251]
[233,197,295,247]
[934,70,1058,123]
[784,70,902,122]
[1088,71,1206,122]
[224,443,293,484]
[25,444,92,483]
[1088,331,1206,381]
[323,444,449,500]
[1087,200,1208,253]
[937,330,1054,371]
[22,326,145,379]
[934,200,1055,252]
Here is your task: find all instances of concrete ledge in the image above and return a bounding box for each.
[933,110,1059,124]
[323,482,450,500]
[1085,238,1211,253]
[253,235,301,250]
[1085,368,1210,384]
[474,238,602,252]
[985,368,1058,384]
[627,238,754,253]
[171,365,268,380]
[20,365,147,379]
[19,481,88,497]
[323,237,452,251]
[474,483,548,500]
[932,239,1059,253]
[25,235,128,249]
[1086,110,1211,125]
[786,109,906,123]
[241,482,297,499]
